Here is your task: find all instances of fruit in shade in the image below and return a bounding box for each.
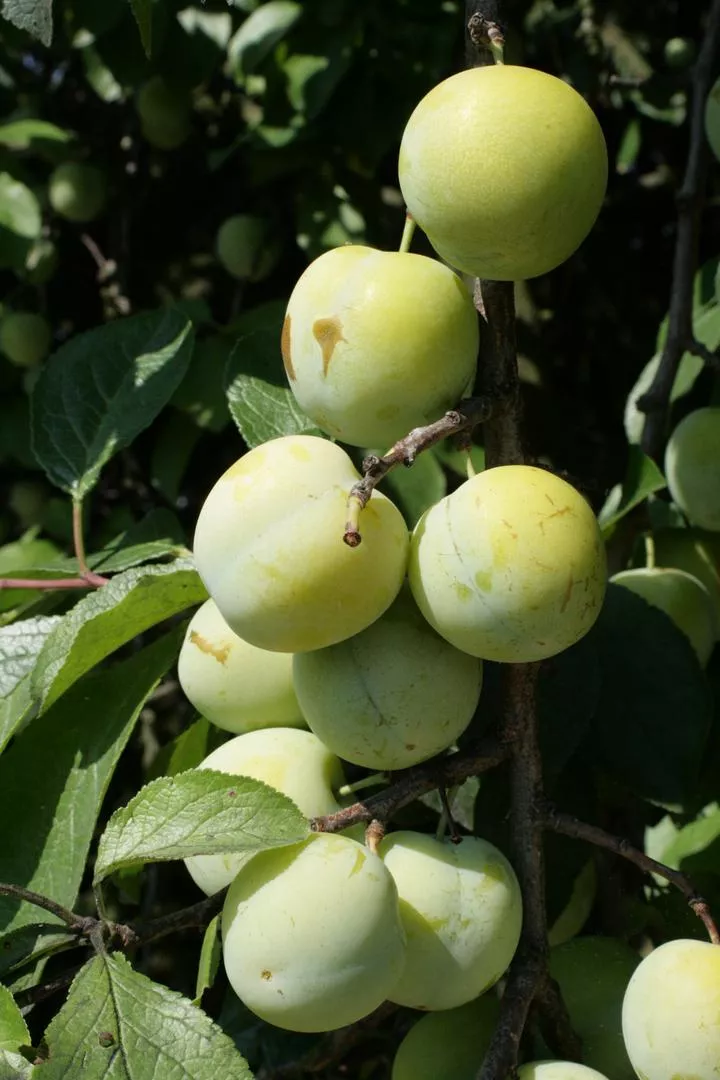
[216,215,280,281]
[391,994,500,1080]
[611,567,716,666]
[622,938,720,1080]
[705,76,720,162]
[549,936,639,1080]
[9,481,47,529]
[183,727,344,896]
[22,238,57,284]
[378,831,522,1010]
[654,527,720,635]
[281,245,478,448]
[0,312,51,367]
[221,833,406,1032]
[664,408,720,531]
[548,859,597,947]
[193,435,409,653]
[664,37,696,68]
[398,65,607,281]
[292,585,482,770]
[409,465,606,662]
[518,1064,609,1080]
[48,162,107,222]
[136,76,191,150]
[178,599,306,734]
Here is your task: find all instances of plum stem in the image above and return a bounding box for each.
[398,212,416,253]
[336,773,388,798]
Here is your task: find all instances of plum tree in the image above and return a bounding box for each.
[183,727,345,895]
[549,936,639,1079]
[177,598,306,734]
[48,162,107,223]
[281,245,478,448]
[378,831,522,1010]
[221,832,406,1032]
[611,567,716,667]
[193,435,409,652]
[292,585,482,770]
[0,312,51,367]
[622,938,720,1080]
[136,76,192,150]
[518,1065,609,1080]
[216,215,280,281]
[664,407,720,531]
[654,528,720,633]
[398,65,607,281]
[409,465,606,662]
[391,995,500,1080]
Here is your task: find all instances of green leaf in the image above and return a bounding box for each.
[147,715,210,781]
[128,0,152,56]
[537,633,601,789]
[662,805,720,872]
[31,558,206,710]
[0,628,182,936]
[615,118,641,174]
[195,915,221,1003]
[598,446,667,535]
[95,770,309,881]
[0,923,77,980]
[0,983,28,1053]
[172,335,233,432]
[0,119,71,149]
[0,538,63,614]
[0,615,60,699]
[0,0,52,45]
[0,1049,33,1078]
[0,173,41,269]
[41,952,253,1079]
[89,509,188,574]
[30,309,194,499]
[382,451,447,528]
[0,676,34,757]
[229,1,302,80]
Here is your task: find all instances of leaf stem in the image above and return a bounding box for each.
[73,499,109,587]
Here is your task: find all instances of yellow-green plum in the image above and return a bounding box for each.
[409,465,606,662]
[136,76,191,150]
[398,65,607,281]
[183,727,344,896]
[549,936,639,1079]
[0,313,51,368]
[178,599,305,734]
[548,860,597,948]
[221,832,406,1032]
[654,528,720,636]
[622,938,720,1080]
[518,1064,609,1080]
[665,408,720,531]
[292,586,482,770]
[611,567,716,666]
[48,162,107,223]
[281,245,478,448]
[216,215,280,282]
[193,435,409,653]
[378,831,522,1010]
[391,994,500,1080]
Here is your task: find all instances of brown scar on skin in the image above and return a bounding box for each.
[281,314,295,380]
[189,631,230,664]
[560,573,575,612]
[313,316,345,375]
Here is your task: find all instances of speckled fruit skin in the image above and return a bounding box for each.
[391,995,500,1080]
[136,76,191,150]
[193,435,409,653]
[221,833,406,1032]
[622,938,720,1080]
[378,832,522,1010]
[664,408,720,531]
[518,1063,609,1080]
[611,567,716,667]
[408,465,606,662]
[292,585,482,770]
[48,162,107,223]
[0,313,51,367]
[183,728,344,896]
[281,245,478,448]
[398,65,607,281]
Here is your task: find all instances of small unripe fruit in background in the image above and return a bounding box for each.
[136,76,192,151]
[611,567,716,666]
[22,238,58,285]
[48,162,107,223]
[293,585,482,770]
[282,245,478,447]
[391,995,500,1080]
[664,37,696,69]
[9,481,48,529]
[0,312,52,367]
[222,833,406,1032]
[706,76,720,162]
[409,465,606,662]
[518,1064,610,1080]
[622,938,720,1080]
[379,831,522,1010]
[664,407,720,531]
[177,598,306,734]
[399,65,607,281]
[193,435,409,653]
[216,215,280,282]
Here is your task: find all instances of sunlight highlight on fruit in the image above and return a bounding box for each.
[518,1063,610,1080]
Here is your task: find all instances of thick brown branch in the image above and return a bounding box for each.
[0,882,94,933]
[479,946,544,1080]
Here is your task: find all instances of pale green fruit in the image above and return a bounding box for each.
[379,831,522,1010]
[518,1064,609,1080]
[221,832,406,1032]
[611,567,716,666]
[183,727,344,896]
[665,408,720,531]
[706,76,720,162]
[281,245,478,448]
[391,995,500,1080]
[48,162,107,223]
[136,76,191,150]
[409,465,606,662]
[664,37,696,68]
[622,938,720,1080]
[292,585,482,770]
[654,528,720,637]
[0,313,51,367]
[178,598,305,734]
[9,481,47,529]
[548,860,597,948]
[22,238,58,284]
[216,215,280,281]
[549,936,639,1080]
[193,435,409,653]
[398,65,607,281]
